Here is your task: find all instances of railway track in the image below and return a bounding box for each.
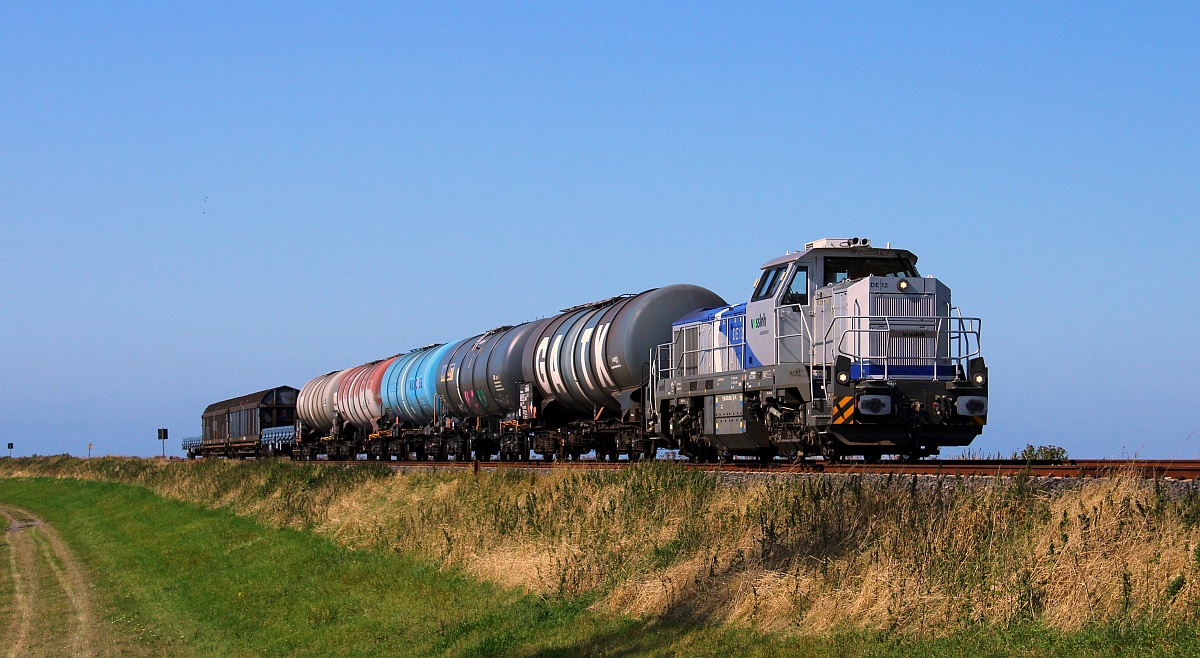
[306,458,1200,479]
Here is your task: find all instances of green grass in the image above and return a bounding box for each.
[0,475,1198,656]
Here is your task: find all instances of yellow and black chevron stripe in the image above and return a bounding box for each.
[831,396,855,425]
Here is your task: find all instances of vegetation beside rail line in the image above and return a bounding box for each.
[3,457,1200,655]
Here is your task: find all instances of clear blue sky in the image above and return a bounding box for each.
[1,3,1196,458]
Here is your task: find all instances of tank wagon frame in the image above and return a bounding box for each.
[192,239,988,463]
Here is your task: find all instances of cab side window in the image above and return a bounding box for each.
[751,266,787,301]
[781,267,809,305]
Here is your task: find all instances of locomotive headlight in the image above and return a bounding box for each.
[836,371,850,384]
[956,396,988,416]
[897,279,910,291]
[973,372,986,385]
[857,395,892,416]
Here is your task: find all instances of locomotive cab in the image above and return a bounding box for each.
[744,238,921,368]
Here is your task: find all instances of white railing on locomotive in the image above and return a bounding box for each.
[667,319,747,378]
[647,343,669,421]
[773,304,815,364]
[652,343,673,381]
[827,315,981,380]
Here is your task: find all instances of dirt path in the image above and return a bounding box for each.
[0,505,93,658]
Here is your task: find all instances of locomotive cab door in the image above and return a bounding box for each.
[745,265,787,366]
[745,261,812,367]
[776,265,810,364]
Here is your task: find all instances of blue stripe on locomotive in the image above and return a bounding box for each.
[671,303,759,368]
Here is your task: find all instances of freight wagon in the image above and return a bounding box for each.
[187,386,299,459]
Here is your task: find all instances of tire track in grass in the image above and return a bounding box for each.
[0,505,93,658]
[1,507,39,658]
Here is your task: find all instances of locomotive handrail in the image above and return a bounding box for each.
[820,314,981,381]
[663,315,748,380]
[773,303,813,366]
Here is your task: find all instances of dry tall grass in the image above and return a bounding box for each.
[3,456,1199,637]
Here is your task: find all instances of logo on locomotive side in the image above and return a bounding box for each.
[749,314,768,329]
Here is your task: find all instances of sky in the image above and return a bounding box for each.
[1,2,1197,459]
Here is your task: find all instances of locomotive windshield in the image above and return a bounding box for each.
[751,266,788,301]
[823,257,917,286]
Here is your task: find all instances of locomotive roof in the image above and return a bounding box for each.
[202,385,298,416]
[759,244,918,270]
[673,302,748,326]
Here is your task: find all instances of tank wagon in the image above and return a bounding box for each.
[196,238,988,462]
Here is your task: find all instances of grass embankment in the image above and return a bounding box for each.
[1,458,1200,655]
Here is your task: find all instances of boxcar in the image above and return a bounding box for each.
[192,386,298,458]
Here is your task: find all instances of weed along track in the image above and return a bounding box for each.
[309,457,1200,480]
[0,505,94,658]
[4,457,1200,655]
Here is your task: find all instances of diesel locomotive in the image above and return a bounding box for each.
[187,238,987,462]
